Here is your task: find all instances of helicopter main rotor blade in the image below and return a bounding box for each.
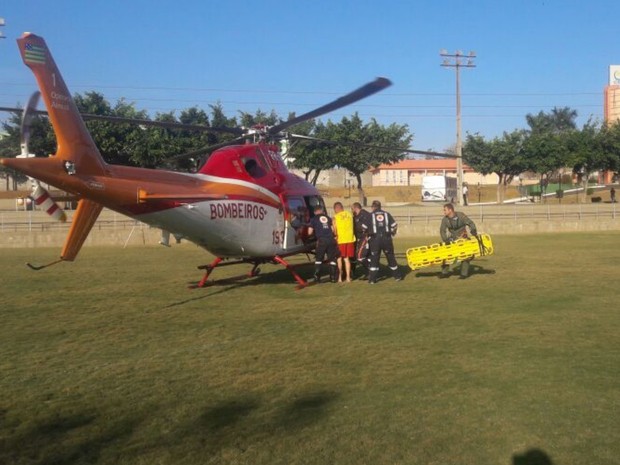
[159,135,251,167]
[0,106,244,135]
[268,77,392,135]
[0,106,25,113]
[289,134,457,158]
[79,114,245,135]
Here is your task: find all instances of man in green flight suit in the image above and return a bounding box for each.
[439,203,478,279]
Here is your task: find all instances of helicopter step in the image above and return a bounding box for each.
[406,234,494,270]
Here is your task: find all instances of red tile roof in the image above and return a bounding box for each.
[372,159,473,172]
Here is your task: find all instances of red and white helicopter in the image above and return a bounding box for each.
[1,33,448,287]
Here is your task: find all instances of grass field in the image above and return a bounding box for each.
[1,234,619,465]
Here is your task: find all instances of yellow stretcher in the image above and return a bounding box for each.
[406,234,494,271]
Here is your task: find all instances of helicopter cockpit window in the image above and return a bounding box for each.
[286,197,307,229]
[304,195,324,218]
[242,157,266,178]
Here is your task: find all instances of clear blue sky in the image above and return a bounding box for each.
[1,0,618,152]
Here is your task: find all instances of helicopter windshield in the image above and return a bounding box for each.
[304,195,324,218]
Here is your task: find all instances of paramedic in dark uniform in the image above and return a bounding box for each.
[363,200,402,284]
[351,202,371,278]
[308,205,339,283]
[439,202,478,279]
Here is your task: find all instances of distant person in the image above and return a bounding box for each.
[308,205,339,283]
[462,184,469,206]
[611,187,616,203]
[333,202,355,283]
[439,203,478,279]
[290,205,308,244]
[351,202,371,279]
[361,200,402,284]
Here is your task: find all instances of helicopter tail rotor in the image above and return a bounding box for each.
[19,91,40,158]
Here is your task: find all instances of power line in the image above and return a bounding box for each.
[0,81,604,97]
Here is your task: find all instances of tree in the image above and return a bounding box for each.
[208,102,239,149]
[331,114,411,201]
[567,120,617,203]
[599,120,620,176]
[209,103,237,129]
[463,130,527,203]
[74,92,149,166]
[175,107,216,171]
[522,132,568,188]
[139,111,181,169]
[522,106,578,192]
[289,114,411,192]
[289,120,340,185]
[525,106,577,134]
[238,109,280,128]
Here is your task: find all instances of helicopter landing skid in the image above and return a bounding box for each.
[195,256,224,288]
[272,255,308,289]
[193,255,309,289]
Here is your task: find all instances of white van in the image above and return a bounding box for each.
[421,176,457,202]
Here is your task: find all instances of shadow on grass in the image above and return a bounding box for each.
[0,411,142,465]
[513,448,554,465]
[278,391,340,430]
[2,391,340,462]
[198,399,261,431]
[192,391,339,434]
[164,265,316,307]
[413,263,496,279]
[196,265,314,287]
[165,391,339,458]
[356,261,484,283]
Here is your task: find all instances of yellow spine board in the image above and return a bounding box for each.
[406,234,494,270]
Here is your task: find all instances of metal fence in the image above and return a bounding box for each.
[388,203,618,226]
[0,210,141,232]
[0,203,618,233]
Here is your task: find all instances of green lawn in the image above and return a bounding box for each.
[1,233,619,465]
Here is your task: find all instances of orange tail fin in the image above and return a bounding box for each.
[61,199,104,261]
[17,33,106,175]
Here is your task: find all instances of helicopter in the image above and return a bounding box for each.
[1,33,453,288]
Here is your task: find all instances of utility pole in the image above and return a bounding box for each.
[0,17,6,39]
[440,49,476,206]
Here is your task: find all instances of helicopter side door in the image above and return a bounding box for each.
[281,195,309,250]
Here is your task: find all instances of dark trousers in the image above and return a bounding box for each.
[353,237,369,275]
[368,234,401,282]
[441,258,472,277]
[314,238,339,282]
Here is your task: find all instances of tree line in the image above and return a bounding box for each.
[2,93,619,202]
[0,92,410,192]
[463,107,620,203]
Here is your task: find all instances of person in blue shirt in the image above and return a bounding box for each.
[308,205,339,283]
[362,200,402,284]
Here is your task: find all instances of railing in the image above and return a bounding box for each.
[0,210,143,232]
[0,203,618,232]
[389,203,618,225]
